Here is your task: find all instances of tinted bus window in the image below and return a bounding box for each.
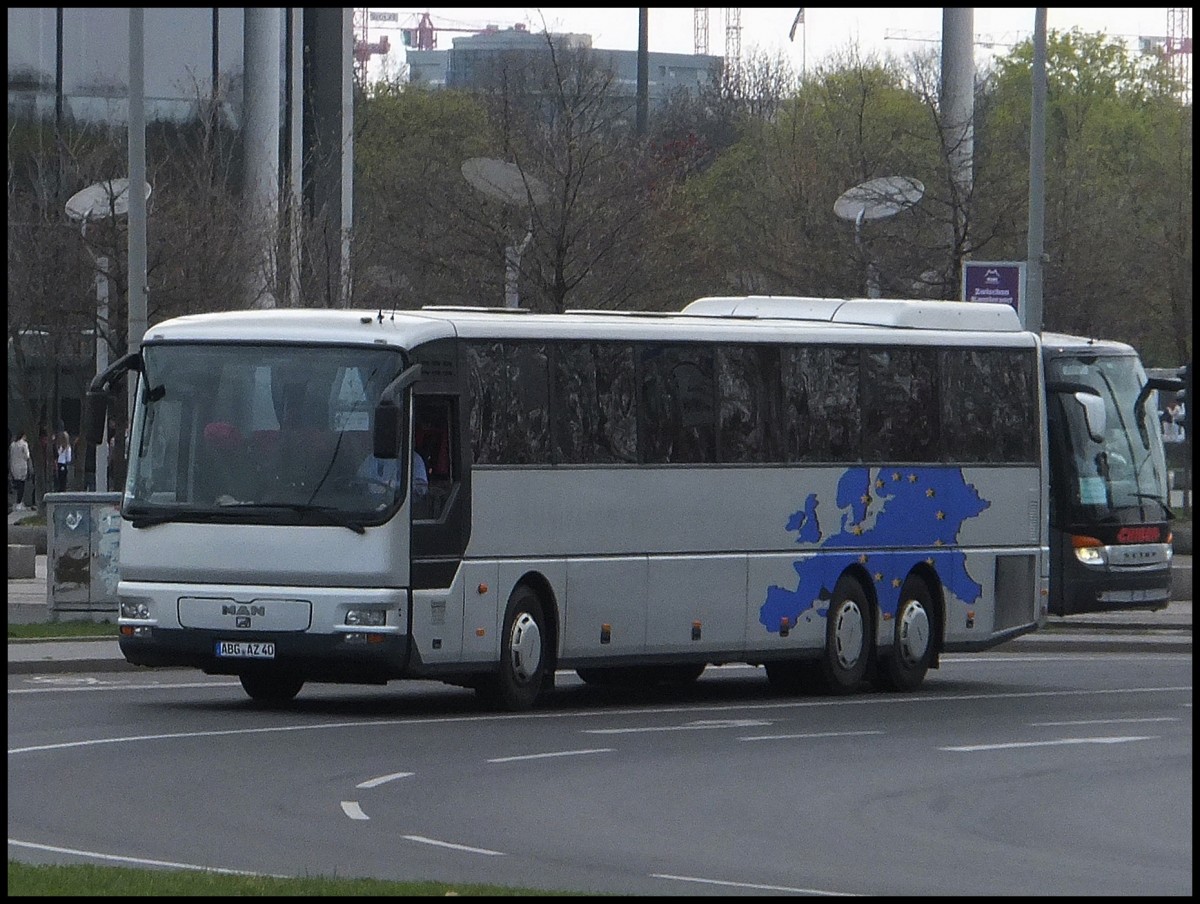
[717,344,781,463]
[941,348,1038,463]
[467,341,550,464]
[862,346,939,462]
[781,346,861,462]
[552,341,638,464]
[639,344,716,463]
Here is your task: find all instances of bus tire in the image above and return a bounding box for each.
[875,576,935,692]
[239,672,304,704]
[479,584,548,711]
[817,576,871,694]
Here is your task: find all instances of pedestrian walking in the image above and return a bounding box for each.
[54,427,73,492]
[9,430,33,510]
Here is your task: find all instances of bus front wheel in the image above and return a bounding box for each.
[479,585,548,712]
[239,672,304,704]
[817,576,871,694]
[875,576,935,692]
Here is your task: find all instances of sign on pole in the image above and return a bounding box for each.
[962,260,1026,314]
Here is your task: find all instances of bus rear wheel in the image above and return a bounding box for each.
[817,576,871,694]
[478,585,549,712]
[239,672,304,704]
[875,576,935,692]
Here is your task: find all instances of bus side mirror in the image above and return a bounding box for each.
[85,389,111,445]
[373,401,401,460]
[1075,393,1106,443]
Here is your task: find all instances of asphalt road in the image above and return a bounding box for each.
[8,652,1192,895]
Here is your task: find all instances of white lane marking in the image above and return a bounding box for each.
[487,748,613,763]
[941,735,1159,752]
[652,872,859,896]
[341,801,369,820]
[9,686,1192,756]
[741,729,884,742]
[585,719,771,735]
[401,835,504,856]
[356,771,414,789]
[1029,717,1181,727]
[7,838,282,877]
[10,680,240,694]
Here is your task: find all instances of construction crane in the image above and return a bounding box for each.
[1166,7,1192,101]
[693,7,742,69]
[883,28,1018,50]
[400,11,525,52]
[353,9,401,83]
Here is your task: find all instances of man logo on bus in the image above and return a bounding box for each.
[760,466,990,633]
[222,604,266,617]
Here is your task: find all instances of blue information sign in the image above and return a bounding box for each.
[962,261,1025,313]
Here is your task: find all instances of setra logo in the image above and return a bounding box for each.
[1116,526,1160,543]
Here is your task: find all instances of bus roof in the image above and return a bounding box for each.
[142,300,1037,349]
[1040,331,1138,357]
[682,295,1025,332]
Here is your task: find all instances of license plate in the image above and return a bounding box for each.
[215,640,275,659]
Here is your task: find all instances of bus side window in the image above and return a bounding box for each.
[414,397,456,519]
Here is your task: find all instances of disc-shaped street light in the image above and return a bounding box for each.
[65,178,152,491]
[834,176,924,298]
[462,158,549,309]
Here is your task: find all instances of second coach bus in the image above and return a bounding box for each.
[90,296,1048,707]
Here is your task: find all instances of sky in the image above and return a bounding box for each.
[368,7,1182,74]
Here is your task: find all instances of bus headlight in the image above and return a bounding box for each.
[345,608,386,627]
[121,601,151,619]
[1071,534,1107,566]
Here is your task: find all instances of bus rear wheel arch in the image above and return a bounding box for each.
[874,574,938,692]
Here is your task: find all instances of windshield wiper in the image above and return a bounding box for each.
[233,501,367,534]
[129,503,366,533]
[127,509,226,529]
[1126,492,1175,520]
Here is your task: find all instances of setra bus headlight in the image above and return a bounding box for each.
[1071,534,1107,566]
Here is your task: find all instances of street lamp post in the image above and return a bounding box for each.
[65,177,152,492]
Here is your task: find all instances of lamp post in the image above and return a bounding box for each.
[834,176,925,298]
[461,158,549,308]
[65,177,152,492]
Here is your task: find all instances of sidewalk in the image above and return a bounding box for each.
[7,549,1192,676]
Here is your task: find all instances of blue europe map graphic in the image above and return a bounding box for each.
[759,467,990,633]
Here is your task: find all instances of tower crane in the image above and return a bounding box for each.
[693,7,741,69]
[353,9,395,83]
[400,11,525,52]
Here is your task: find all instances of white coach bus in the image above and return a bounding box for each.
[89,296,1048,707]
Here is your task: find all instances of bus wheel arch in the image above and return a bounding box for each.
[478,578,555,711]
[875,570,940,692]
[817,570,874,694]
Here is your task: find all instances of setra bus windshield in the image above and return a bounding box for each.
[1046,353,1172,526]
[125,343,410,530]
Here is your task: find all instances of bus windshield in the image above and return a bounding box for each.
[1047,354,1171,525]
[125,343,409,529]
